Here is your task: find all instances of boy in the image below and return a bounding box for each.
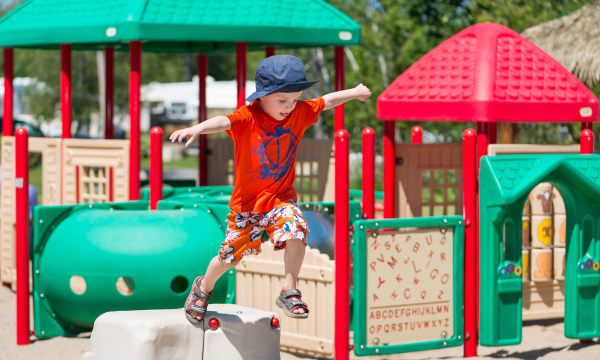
[170,55,371,323]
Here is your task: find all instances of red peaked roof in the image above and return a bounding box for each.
[377,22,599,122]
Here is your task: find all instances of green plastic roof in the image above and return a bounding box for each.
[0,0,361,53]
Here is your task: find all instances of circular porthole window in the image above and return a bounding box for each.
[116,277,135,296]
[171,276,189,294]
[70,275,87,295]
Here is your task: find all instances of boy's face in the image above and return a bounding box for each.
[259,91,303,120]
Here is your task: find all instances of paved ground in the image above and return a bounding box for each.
[1,286,598,360]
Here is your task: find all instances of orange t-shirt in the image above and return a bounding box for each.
[225,97,325,213]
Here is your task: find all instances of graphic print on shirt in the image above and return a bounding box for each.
[250,126,298,182]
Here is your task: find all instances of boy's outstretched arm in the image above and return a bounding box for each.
[169,115,231,148]
[323,83,372,110]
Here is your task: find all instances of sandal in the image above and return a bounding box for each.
[275,288,309,319]
[184,276,212,324]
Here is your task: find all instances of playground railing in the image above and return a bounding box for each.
[205,138,333,202]
[235,242,335,358]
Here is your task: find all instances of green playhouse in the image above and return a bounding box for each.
[480,154,600,345]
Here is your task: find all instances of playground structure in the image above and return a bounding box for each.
[9,125,353,358]
[1,2,361,359]
[1,3,600,360]
[0,0,356,288]
[0,0,350,292]
[374,22,599,357]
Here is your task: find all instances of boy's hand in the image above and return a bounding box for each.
[169,126,199,148]
[322,84,373,110]
[355,83,372,101]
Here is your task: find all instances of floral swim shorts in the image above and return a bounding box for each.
[217,200,309,264]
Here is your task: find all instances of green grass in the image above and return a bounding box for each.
[141,156,199,169]
[30,164,43,204]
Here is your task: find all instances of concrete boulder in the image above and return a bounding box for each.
[81,304,281,360]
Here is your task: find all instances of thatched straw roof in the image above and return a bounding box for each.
[522,1,600,87]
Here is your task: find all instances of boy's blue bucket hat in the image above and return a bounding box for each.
[246,55,319,102]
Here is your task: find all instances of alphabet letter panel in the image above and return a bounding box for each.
[353,218,463,356]
[366,228,454,345]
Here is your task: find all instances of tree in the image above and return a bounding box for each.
[471,0,593,145]
[318,0,595,150]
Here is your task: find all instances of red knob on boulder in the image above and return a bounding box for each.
[270,317,280,328]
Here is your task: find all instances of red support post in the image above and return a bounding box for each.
[15,127,29,346]
[383,121,395,218]
[362,128,375,219]
[198,54,208,186]
[105,47,114,139]
[266,46,276,58]
[334,46,345,131]
[236,42,247,109]
[582,122,593,131]
[129,41,141,200]
[150,127,163,210]
[411,125,423,144]
[462,129,478,357]
[61,44,72,139]
[3,48,13,136]
[581,129,594,155]
[334,130,350,360]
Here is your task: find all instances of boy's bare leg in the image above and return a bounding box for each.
[191,255,237,320]
[282,238,306,314]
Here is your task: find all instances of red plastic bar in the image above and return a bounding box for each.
[150,127,163,210]
[15,127,29,346]
[582,122,593,131]
[581,129,594,154]
[462,128,478,357]
[383,121,395,218]
[129,41,141,200]
[334,46,345,131]
[334,130,350,360]
[61,44,72,139]
[236,42,247,109]
[266,46,276,58]
[411,125,423,144]
[362,128,375,219]
[198,54,208,186]
[3,48,13,136]
[105,47,114,139]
